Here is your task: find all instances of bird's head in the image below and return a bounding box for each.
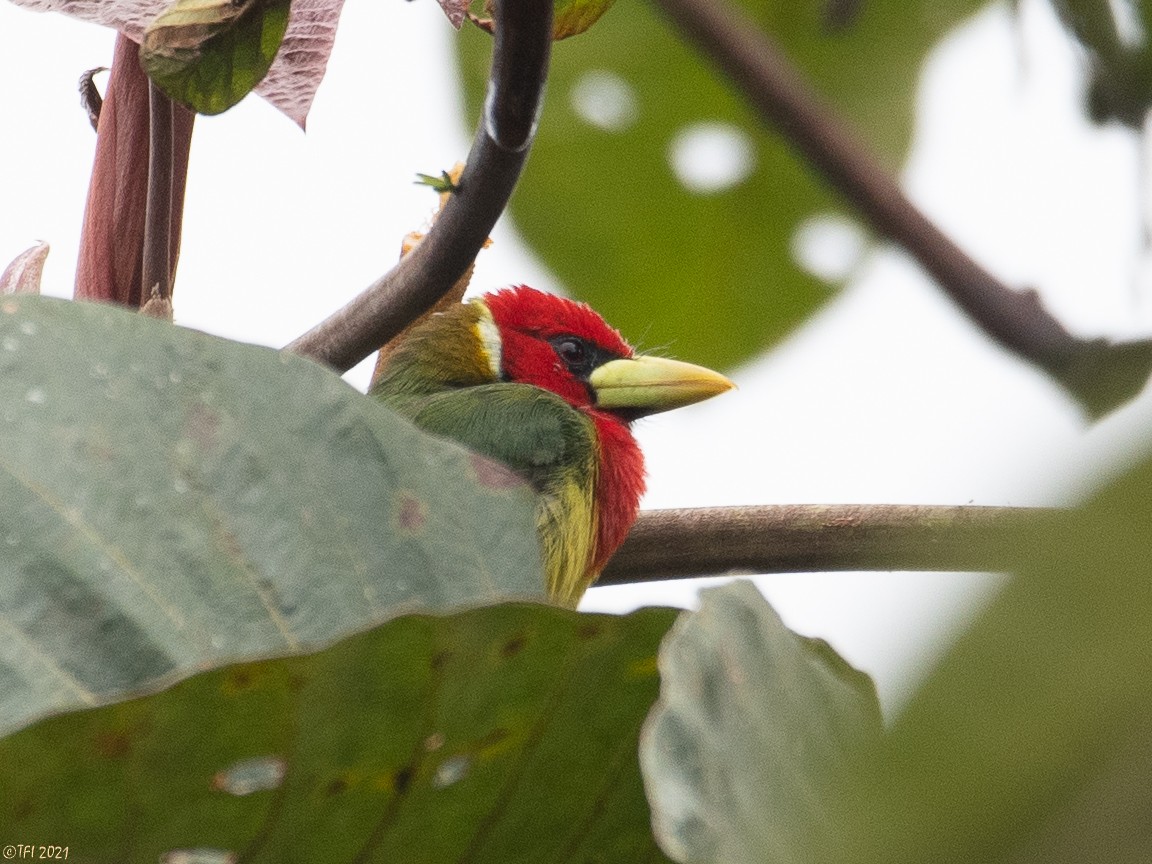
[480,285,734,420]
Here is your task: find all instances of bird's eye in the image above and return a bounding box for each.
[555,338,586,364]
[551,336,593,374]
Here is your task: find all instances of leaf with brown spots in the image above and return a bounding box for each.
[394,491,429,534]
[2,603,678,862]
[0,294,541,739]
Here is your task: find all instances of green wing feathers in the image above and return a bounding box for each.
[380,383,601,605]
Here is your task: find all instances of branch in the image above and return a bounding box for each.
[285,0,553,372]
[599,504,1050,584]
[649,0,1152,418]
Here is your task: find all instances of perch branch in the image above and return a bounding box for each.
[599,504,1049,584]
[285,0,552,372]
[649,0,1152,416]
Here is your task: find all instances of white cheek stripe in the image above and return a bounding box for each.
[475,304,503,380]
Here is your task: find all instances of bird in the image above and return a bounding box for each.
[371,285,733,607]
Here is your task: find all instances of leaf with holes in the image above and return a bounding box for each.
[0,294,541,739]
[2,602,677,863]
[457,0,985,370]
[641,580,881,864]
[140,0,291,114]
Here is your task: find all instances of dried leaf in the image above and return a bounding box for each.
[140,286,174,319]
[0,242,49,295]
[437,0,470,28]
[78,66,107,131]
[251,0,344,127]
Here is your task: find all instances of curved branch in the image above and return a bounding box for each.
[649,0,1152,418]
[285,0,553,372]
[599,504,1051,585]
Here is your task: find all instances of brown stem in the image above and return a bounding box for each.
[141,82,173,302]
[599,504,1048,585]
[649,0,1152,417]
[75,34,194,308]
[285,0,553,372]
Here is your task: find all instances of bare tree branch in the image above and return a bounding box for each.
[599,504,1050,584]
[649,0,1152,418]
[285,0,553,372]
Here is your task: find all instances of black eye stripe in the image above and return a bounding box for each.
[547,335,621,379]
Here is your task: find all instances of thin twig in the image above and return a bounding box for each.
[141,81,174,303]
[285,0,553,372]
[649,0,1152,417]
[599,504,1049,584]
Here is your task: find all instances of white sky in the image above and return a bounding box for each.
[2,0,1151,711]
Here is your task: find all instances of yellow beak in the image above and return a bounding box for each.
[588,355,735,418]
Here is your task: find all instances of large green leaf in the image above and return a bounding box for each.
[832,449,1152,863]
[141,0,291,115]
[0,295,540,737]
[458,0,987,370]
[2,602,677,863]
[640,579,881,864]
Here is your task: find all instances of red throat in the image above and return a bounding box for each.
[589,411,646,572]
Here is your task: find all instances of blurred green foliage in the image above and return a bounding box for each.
[458,0,986,371]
